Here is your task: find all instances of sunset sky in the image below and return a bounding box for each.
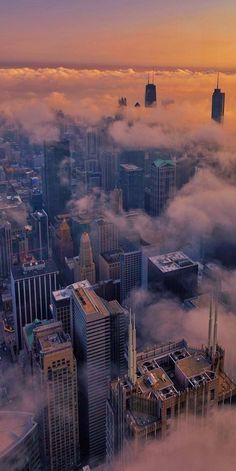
[1,0,236,69]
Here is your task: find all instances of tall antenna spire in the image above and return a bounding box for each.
[148,73,150,84]
[217,72,220,89]
[208,291,213,351]
[212,280,219,355]
[128,308,137,385]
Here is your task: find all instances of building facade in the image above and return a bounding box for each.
[149,159,176,217]
[11,259,59,349]
[24,321,79,471]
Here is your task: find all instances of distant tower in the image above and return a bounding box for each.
[78,232,96,284]
[145,72,157,107]
[128,309,137,385]
[211,73,225,123]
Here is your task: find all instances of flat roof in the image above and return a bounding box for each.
[120,163,142,172]
[11,259,59,281]
[101,249,122,264]
[152,159,175,168]
[34,322,71,353]
[73,286,109,317]
[0,412,37,457]
[149,251,195,273]
[176,354,211,379]
[24,319,52,349]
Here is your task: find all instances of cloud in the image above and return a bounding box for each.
[120,408,236,471]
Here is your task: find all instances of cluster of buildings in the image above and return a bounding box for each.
[0,76,230,471]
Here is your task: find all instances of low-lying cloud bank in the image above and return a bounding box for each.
[121,408,236,471]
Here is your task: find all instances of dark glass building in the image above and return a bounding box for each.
[145,81,157,107]
[211,75,225,123]
[120,164,144,211]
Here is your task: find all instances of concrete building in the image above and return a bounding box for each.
[91,218,119,279]
[149,159,176,217]
[11,259,59,350]
[77,232,96,284]
[23,321,79,471]
[107,323,236,466]
[148,251,198,300]
[71,284,126,467]
[0,411,41,471]
[99,249,122,282]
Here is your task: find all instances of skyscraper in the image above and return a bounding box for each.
[120,241,142,305]
[71,285,111,467]
[11,259,59,349]
[90,218,119,279]
[119,164,144,211]
[211,73,225,123]
[100,151,119,192]
[30,209,49,260]
[71,284,126,467]
[43,139,72,221]
[0,219,12,279]
[149,159,176,217]
[23,321,79,471]
[77,232,96,284]
[145,75,157,107]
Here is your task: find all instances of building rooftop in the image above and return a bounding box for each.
[120,164,142,172]
[34,322,71,354]
[149,251,195,274]
[101,249,122,264]
[152,159,175,168]
[11,259,59,281]
[24,319,52,349]
[52,280,91,303]
[73,286,109,318]
[0,412,37,458]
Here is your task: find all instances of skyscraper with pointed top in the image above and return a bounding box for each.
[211,73,225,123]
[78,232,96,284]
[145,72,157,107]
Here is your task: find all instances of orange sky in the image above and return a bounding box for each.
[0,1,236,69]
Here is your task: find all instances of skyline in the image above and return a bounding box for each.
[1,0,236,69]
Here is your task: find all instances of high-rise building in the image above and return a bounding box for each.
[0,219,12,279]
[110,188,123,214]
[71,284,126,467]
[119,164,144,211]
[148,251,199,300]
[91,218,119,279]
[54,218,73,267]
[100,151,119,192]
[77,232,96,284]
[43,139,72,221]
[211,74,225,123]
[149,159,176,217]
[0,412,41,471]
[106,332,236,466]
[11,259,59,350]
[145,77,157,107]
[30,209,49,260]
[23,321,79,471]
[120,241,142,305]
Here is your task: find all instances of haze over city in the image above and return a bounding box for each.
[0,1,236,471]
